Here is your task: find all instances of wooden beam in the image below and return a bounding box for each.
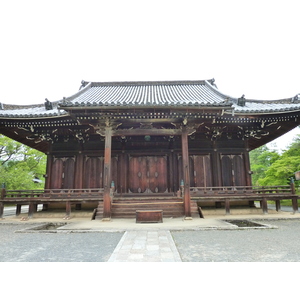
[112,128,183,136]
[103,124,112,219]
[181,126,192,219]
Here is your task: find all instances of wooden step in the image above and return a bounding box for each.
[93,198,200,219]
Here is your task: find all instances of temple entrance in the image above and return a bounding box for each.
[128,155,168,193]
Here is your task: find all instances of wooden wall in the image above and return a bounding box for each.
[46,144,251,192]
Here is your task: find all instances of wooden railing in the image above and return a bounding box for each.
[2,188,104,200]
[0,188,105,219]
[0,185,299,218]
[189,185,294,196]
[189,185,299,214]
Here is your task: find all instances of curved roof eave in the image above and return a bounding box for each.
[0,79,298,118]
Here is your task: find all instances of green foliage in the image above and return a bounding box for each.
[250,133,300,187]
[0,135,46,190]
[249,145,280,185]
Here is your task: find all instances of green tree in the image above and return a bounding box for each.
[258,134,300,186]
[0,135,46,189]
[249,145,280,185]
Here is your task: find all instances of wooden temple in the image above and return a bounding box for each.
[0,79,299,219]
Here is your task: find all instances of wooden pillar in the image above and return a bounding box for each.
[169,150,175,194]
[275,200,281,212]
[28,202,35,218]
[44,153,52,190]
[211,143,222,187]
[65,201,71,218]
[75,152,84,210]
[225,199,230,215]
[181,126,192,219]
[0,202,3,219]
[119,138,127,195]
[244,149,252,186]
[262,197,268,214]
[16,204,22,216]
[103,124,112,220]
[291,181,298,213]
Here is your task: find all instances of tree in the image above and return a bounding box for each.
[0,135,46,189]
[249,145,280,185]
[257,134,300,186]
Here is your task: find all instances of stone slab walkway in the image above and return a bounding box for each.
[108,230,182,262]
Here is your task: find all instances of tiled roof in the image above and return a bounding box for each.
[0,79,299,118]
[61,80,229,107]
[233,96,300,114]
[0,103,62,118]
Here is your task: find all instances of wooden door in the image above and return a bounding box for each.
[84,156,104,188]
[221,154,246,186]
[63,157,75,189]
[50,158,63,189]
[50,157,75,189]
[128,156,167,193]
[191,155,212,187]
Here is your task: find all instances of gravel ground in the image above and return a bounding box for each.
[0,223,124,262]
[171,219,300,262]
[1,219,300,262]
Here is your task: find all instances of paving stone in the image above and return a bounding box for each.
[108,230,182,262]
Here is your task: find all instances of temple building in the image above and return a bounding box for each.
[0,79,299,219]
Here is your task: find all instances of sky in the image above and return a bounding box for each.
[0,0,299,150]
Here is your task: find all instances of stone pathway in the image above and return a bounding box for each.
[108,230,182,262]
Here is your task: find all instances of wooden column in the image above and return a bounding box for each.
[65,201,71,218]
[103,124,112,220]
[244,143,252,186]
[181,126,192,219]
[211,143,222,187]
[28,202,35,218]
[0,202,3,219]
[119,151,126,195]
[44,153,52,190]
[225,199,230,215]
[261,197,268,214]
[291,181,299,213]
[16,204,22,216]
[75,152,84,210]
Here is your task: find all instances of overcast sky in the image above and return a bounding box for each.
[0,0,299,150]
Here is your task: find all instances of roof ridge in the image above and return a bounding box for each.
[90,80,208,87]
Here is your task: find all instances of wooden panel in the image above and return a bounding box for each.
[221,154,246,186]
[221,155,233,186]
[128,156,147,193]
[128,156,168,193]
[50,158,63,189]
[192,155,212,187]
[232,155,246,186]
[84,157,104,188]
[63,157,75,189]
[148,156,167,193]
